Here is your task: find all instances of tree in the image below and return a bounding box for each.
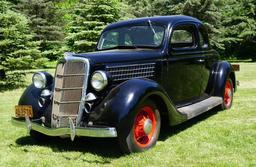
[66,0,120,53]
[124,0,224,50]
[124,0,154,17]
[221,0,256,60]
[162,0,224,50]
[17,0,65,60]
[0,0,45,88]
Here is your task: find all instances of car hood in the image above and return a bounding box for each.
[73,49,164,64]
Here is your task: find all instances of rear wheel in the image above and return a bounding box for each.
[118,99,161,153]
[220,78,234,110]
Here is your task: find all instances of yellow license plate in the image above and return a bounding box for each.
[15,105,33,118]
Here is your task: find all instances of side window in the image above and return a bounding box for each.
[198,26,209,49]
[124,34,133,45]
[154,31,165,45]
[170,24,196,49]
[100,31,119,49]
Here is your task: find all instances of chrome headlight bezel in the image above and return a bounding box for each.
[32,72,53,89]
[32,72,47,89]
[91,70,108,91]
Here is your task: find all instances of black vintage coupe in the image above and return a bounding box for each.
[12,16,238,153]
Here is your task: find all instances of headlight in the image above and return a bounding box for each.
[91,71,108,91]
[32,72,53,89]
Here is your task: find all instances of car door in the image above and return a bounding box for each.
[164,22,205,106]
[197,25,211,97]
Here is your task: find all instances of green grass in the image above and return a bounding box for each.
[0,63,256,166]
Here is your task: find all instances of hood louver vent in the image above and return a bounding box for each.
[106,63,155,82]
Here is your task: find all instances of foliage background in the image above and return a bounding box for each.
[0,0,255,87]
[0,1,255,165]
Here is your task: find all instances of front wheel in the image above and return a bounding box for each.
[118,99,161,153]
[220,78,234,110]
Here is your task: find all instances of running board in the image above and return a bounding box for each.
[178,96,223,120]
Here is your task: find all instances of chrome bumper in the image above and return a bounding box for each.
[11,117,117,140]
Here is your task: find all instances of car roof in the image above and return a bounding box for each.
[104,15,202,31]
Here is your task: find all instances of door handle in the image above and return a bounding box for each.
[196,59,205,63]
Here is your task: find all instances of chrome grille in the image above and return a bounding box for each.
[106,63,155,81]
[51,57,89,128]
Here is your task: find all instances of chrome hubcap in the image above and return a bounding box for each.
[228,90,232,97]
[143,119,153,135]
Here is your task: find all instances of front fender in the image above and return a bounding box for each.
[18,84,52,123]
[89,78,187,128]
[18,84,44,119]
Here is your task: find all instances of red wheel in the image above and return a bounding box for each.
[118,99,161,153]
[133,106,157,148]
[220,78,234,110]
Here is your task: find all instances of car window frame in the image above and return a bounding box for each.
[169,22,199,52]
[96,23,167,51]
[197,25,210,50]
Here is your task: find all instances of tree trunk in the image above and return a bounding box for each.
[0,69,6,80]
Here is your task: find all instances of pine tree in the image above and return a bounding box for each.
[17,0,65,60]
[124,0,154,17]
[164,0,224,50]
[221,0,256,60]
[66,0,120,53]
[152,0,184,16]
[0,0,45,88]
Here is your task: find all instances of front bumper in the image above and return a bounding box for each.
[11,117,117,140]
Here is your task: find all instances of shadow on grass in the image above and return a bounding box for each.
[15,108,220,160]
[159,108,220,141]
[15,136,122,160]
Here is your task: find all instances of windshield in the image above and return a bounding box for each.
[97,23,165,50]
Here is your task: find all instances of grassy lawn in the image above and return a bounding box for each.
[0,63,255,166]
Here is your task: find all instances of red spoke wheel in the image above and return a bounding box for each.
[118,99,161,153]
[220,78,234,110]
[133,106,157,148]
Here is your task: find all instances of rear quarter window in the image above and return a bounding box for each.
[170,24,196,49]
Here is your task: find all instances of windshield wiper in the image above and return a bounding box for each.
[148,20,156,35]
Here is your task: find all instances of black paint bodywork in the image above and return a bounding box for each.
[18,16,237,128]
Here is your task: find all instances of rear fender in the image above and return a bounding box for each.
[206,61,235,97]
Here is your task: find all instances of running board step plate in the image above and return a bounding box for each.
[178,97,223,119]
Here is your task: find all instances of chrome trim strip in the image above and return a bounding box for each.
[25,116,32,134]
[113,75,154,81]
[56,74,85,77]
[12,117,117,138]
[107,67,155,72]
[54,101,81,104]
[63,56,90,126]
[106,62,155,68]
[69,117,76,141]
[52,55,90,128]
[55,87,83,91]
[111,71,155,77]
